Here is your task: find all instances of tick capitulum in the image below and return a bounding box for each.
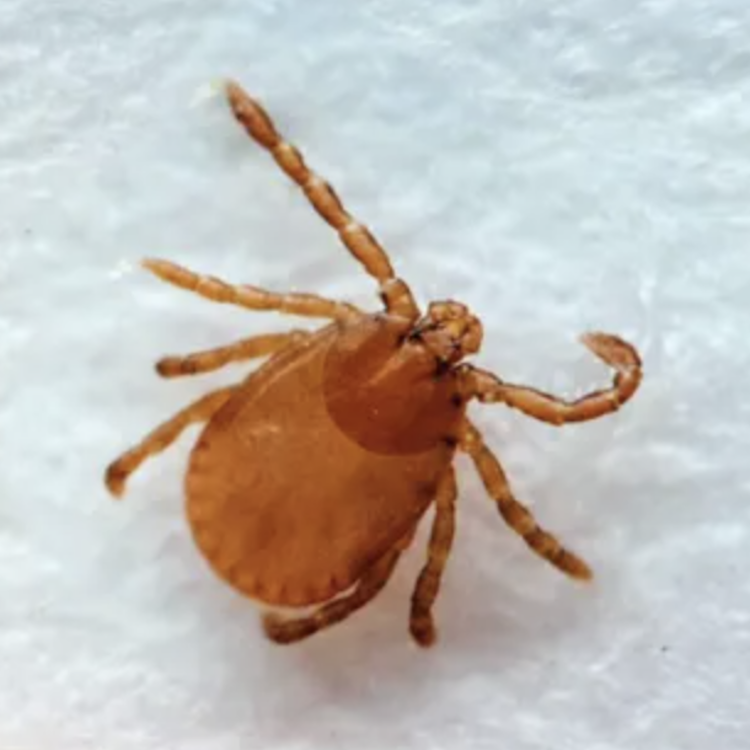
[105,80,643,648]
[409,301,483,364]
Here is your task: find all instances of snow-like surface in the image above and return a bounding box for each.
[2,1,749,747]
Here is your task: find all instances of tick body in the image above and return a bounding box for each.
[187,315,459,610]
[106,80,643,647]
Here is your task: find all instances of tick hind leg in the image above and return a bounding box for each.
[155,330,311,378]
[410,466,457,647]
[459,420,592,580]
[263,547,403,645]
[225,80,420,321]
[105,385,235,497]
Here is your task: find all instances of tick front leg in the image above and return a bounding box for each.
[105,386,235,498]
[410,466,457,647]
[225,80,420,322]
[464,333,642,425]
[459,420,592,580]
[155,330,311,378]
[262,547,402,645]
[142,258,362,323]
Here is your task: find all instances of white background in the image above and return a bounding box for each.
[2,1,749,748]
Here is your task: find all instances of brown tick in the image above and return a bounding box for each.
[105,80,643,647]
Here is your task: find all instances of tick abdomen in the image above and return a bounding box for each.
[185,318,455,607]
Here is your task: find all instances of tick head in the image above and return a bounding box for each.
[409,300,483,365]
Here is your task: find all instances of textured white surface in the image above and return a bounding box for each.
[2,0,749,747]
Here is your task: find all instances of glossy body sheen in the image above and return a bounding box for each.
[187,315,458,607]
[105,80,643,647]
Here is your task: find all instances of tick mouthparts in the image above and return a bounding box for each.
[407,321,437,341]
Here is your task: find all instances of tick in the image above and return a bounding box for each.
[105,80,643,647]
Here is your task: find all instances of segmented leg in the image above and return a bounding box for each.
[142,258,362,323]
[263,547,402,644]
[459,420,592,580]
[156,330,311,378]
[105,386,235,498]
[225,80,420,321]
[410,466,457,647]
[463,333,642,425]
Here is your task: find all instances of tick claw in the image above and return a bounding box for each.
[410,616,437,648]
[581,331,641,372]
[262,612,315,645]
[155,356,190,378]
[104,462,127,498]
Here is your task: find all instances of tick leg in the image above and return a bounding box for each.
[410,466,457,647]
[225,80,420,321]
[263,548,402,645]
[142,258,362,323]
[459,420,592,580]
[155,330,311,378]
[105,386,235,498]
[463,333,642,425]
